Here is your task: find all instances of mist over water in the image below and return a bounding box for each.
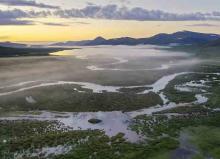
[0,45,218,143]
[52,45,202,73]
[52,45,188,58]
[0,45,202,88]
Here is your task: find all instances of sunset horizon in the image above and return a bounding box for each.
[0,0,220,42]
[1,1,220,159]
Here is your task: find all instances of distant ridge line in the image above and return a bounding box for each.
[50,31,220,47]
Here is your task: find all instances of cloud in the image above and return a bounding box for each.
[41,22,68,26]
[54,4,220,21]
[1,4,220,26]
[186,23,220,27]
[0,9,33,25]
[0,19,34,25]
[0,9,90,26]
[43,21,90,26]
[0,9,29,19]
[72,22,90,25]
[86,2,95,6]
[118,0,131,4]
[0,9,52,19]
[0,36,9,39]
[0,9,50,25]
[0,0,60,9]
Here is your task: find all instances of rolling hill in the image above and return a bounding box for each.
[51,31,220,46]
[0,46,72,57]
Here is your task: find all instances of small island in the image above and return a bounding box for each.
[88,118,102,124]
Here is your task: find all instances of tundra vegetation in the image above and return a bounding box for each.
[0,46,220,159]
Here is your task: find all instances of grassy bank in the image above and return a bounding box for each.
[1,108,220,158]
[0,85,163,112]
[0,120,179,159]
[130,111,220,159]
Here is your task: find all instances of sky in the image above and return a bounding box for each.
[0,0,220,42]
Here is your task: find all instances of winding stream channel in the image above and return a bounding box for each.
[0,71,217,142]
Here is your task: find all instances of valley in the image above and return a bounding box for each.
[0,45,220,159]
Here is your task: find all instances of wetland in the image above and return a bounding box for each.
[0,45,220,159]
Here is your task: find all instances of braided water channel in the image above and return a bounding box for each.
[1,71,218,143]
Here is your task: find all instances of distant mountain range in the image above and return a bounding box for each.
[0,31,219,48]
[0,42,27,48]
[0,46,71,57]
[51,31,220,46]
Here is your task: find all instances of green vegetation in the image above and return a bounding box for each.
[164,74,198,103]
[130,111,220,159]
[54,136,178,159]
[131,112,220,138]
[1,111,220,158]
[192,65,220,108]
[0,120,104,158]
[164,68,220,104]
[154,105,211,114]
[206,84,220,109]
[0,120,179,159]
[0,85,163,112]
[0,46,220,158]
[186,126,220,159]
